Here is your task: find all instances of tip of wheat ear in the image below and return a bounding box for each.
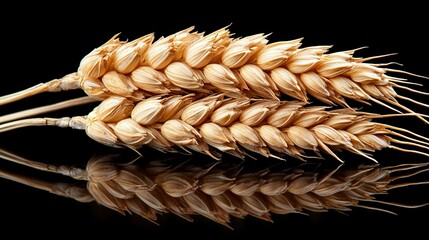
[0,26,428,123]
[2,148,428,226]
[1,95,428,162]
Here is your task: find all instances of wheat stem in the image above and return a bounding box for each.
[0,73,81,106]
[0,83,49,105]
[0,116,86,133]
[0,96,96,124]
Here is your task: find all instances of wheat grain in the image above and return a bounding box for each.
[0,26,427,122]
[2,149,428,226]
[1,95,428,162]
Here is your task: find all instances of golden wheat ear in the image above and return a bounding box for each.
[1,148,429,226]
[0,95,428,162]
[1,26,428,125]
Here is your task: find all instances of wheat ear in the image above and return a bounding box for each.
[0,26,427,122]
[1,95,428,162]
[1,149,428,226]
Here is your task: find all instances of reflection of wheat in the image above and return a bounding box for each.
[1,149,428,227]
[0,26,427,121]
[83,156,428,226]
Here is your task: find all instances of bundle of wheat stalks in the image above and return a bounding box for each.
[1,150,428,226]
[0,26,428,161]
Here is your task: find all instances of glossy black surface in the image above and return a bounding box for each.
[1,3,428,238]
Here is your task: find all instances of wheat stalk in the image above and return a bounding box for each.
[1,95,428,162]
[0,26,428,122]
[1,149,428,227]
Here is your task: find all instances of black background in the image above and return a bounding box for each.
[0,3,428,238]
